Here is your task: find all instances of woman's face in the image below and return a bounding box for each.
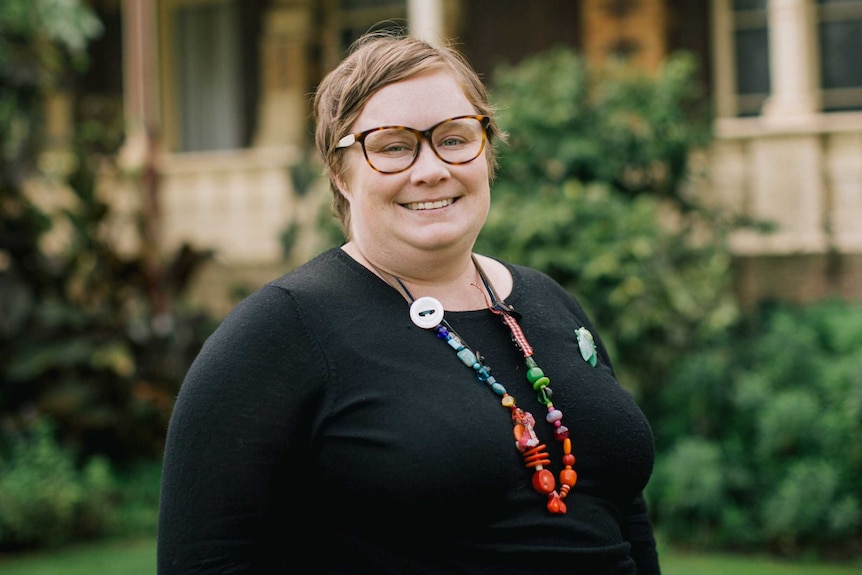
[337,70,491,259]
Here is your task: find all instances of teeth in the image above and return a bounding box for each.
[405,198,453,210]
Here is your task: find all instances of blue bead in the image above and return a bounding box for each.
[457,348,477,367]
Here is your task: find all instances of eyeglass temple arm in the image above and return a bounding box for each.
[336,134,356,149]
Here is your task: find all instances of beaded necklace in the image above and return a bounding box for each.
[376,254,580,515]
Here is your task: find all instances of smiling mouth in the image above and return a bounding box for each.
[402,198,455,211]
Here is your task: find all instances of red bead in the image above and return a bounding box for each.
[563,454,576,466]
[531,468,556,494]
[547,491,566,514]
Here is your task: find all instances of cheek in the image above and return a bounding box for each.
[337,150,370,197]
[467,163,492,196]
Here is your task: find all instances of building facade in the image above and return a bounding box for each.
[74,0,862,310]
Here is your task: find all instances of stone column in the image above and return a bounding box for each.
[761,0,819,120]
[711,0,737,118]
[122,0,160,135]
[253,0,313,149]
[408,0,445,45]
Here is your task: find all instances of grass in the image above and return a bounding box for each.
[0,538,156,575]
[660,546,862,575]
[0,537,860,575]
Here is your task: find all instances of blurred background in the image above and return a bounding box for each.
[1,0,861,572]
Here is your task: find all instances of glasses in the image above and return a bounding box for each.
[335,115,490,174]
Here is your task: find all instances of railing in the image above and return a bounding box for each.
[710,112,862,256]
[157,146,321,266]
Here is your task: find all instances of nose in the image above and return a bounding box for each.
[409,139,450,185]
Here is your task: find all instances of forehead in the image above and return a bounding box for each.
[353,70,477,131]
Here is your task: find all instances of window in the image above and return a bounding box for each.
[732,0,770,116]
[171,0,245,152]
[818,0,862,111]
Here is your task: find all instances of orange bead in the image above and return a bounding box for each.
[559,469,578,487]
[531,469,556,494]
[524,455,552,468]
[563,437,571,454]
[547,492,566,514]
[522,444,551,467]
[513,423,525,441]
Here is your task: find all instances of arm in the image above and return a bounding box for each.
[624,493,661,575]
[157,285,325,573]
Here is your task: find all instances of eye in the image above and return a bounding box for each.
[379,141,415,155]
[437,135,469,149]
[433,120,482,151]
[365,129,417,156]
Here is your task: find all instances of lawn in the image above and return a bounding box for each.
[0,537,860,575]
[660,547,862,575]
[0,538,156,575]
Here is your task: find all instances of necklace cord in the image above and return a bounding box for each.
[358,250,577,514]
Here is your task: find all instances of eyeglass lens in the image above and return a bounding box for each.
[363,117,485,173]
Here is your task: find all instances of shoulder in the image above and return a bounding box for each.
[208,248,355,343]
[270,247,357,293]
[476,254,572,302]
[482,256,596,325]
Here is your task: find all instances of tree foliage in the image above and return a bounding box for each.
[480,47,739,407]
[651,300,862,555]
[0,0,215,464]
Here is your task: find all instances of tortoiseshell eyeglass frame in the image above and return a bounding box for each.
[335,114,490,174]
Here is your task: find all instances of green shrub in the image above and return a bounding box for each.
[762,459,859,550]
[480,47,739,414]
[0,420,118,549]
[110,460,162,538]
[651,300,862,556]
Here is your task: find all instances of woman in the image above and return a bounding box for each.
[158,31,661,574]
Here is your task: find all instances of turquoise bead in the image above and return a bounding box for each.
[457,348,477,367]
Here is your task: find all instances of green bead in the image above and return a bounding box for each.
[531,376,550,391]
[525,366,545,383]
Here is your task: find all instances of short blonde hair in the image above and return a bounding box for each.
[313,30,504,237]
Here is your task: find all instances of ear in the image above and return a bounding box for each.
[333,174,351,199]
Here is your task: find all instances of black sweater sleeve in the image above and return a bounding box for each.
[624,493,661,575]
[157,285,325,573]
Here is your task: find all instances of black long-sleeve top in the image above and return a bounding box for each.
[158,247,660,574]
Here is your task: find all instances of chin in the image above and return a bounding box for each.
[407,227,478,251]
